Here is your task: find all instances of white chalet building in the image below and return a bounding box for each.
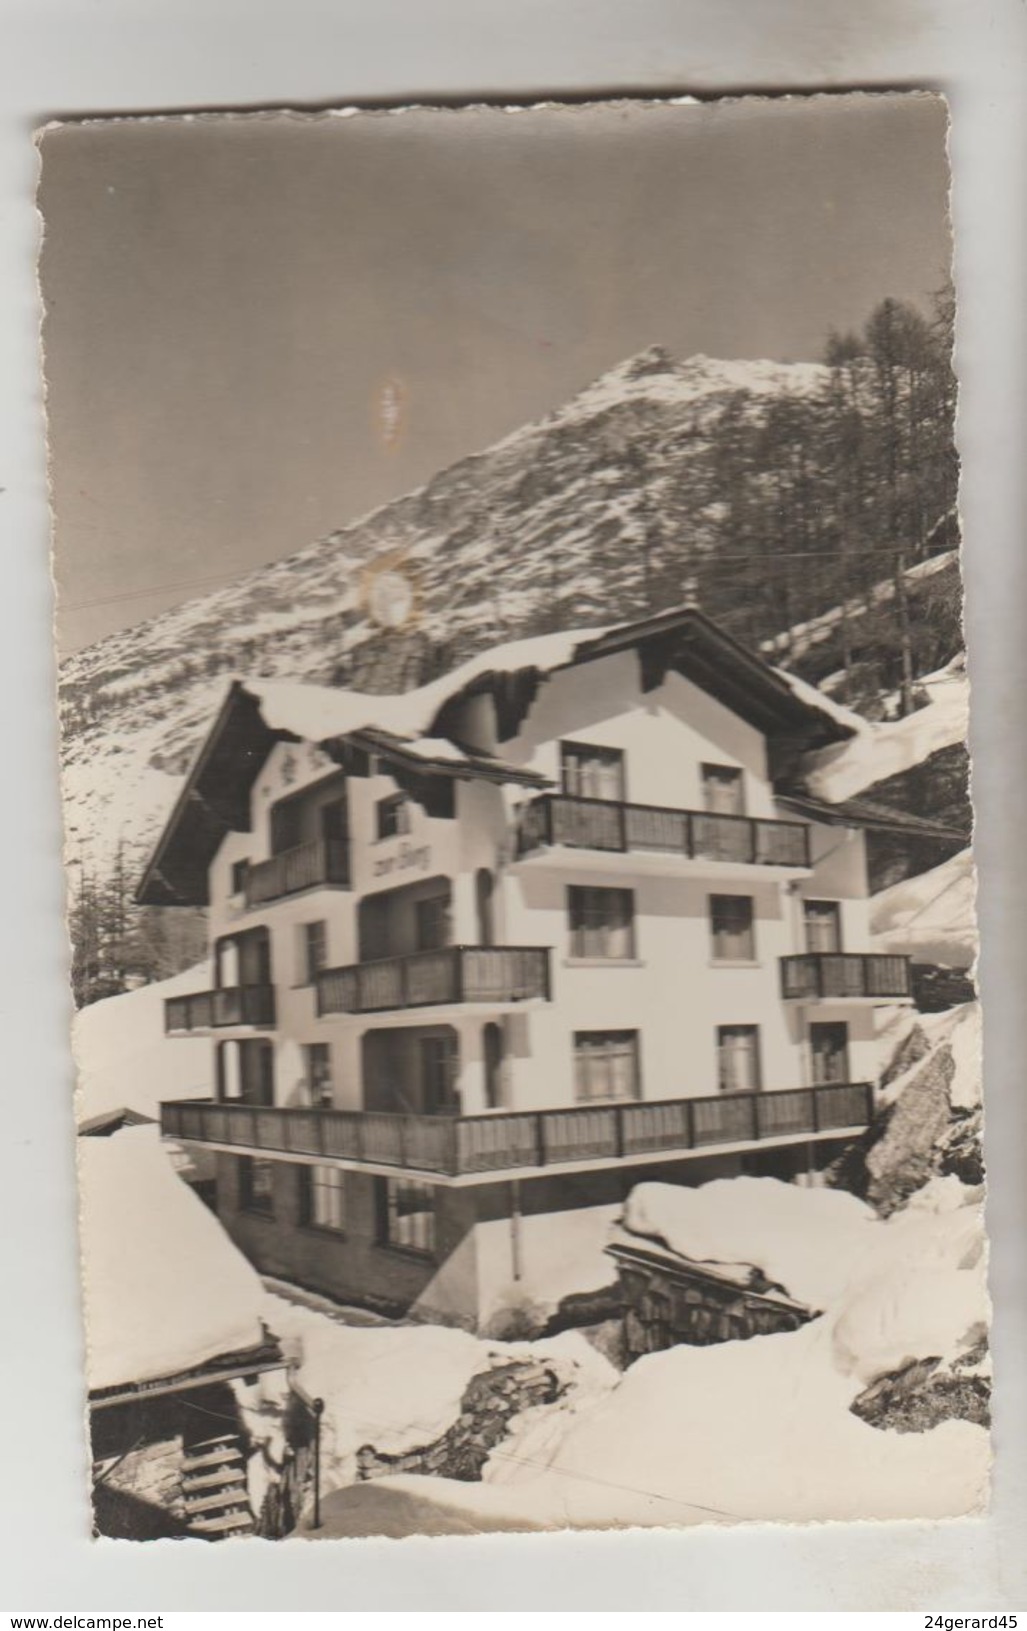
[143,607,923,1332]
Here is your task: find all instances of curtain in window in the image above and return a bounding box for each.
[701,764,745,815]
[304,1165,346,1231]
[804,900,842,954]
[304,1043,333,1107]
[710,895,755,960]
[383,1179,436,1254]
[562,744,625,802]
[810,1022,850,1085]
[569,887,635,959]
[573,1032,639,1102]
[717,1026,761,1093]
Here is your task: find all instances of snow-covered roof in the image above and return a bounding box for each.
[802,658,968,805]
[619,1178,878,1313]
[139,605,853,907]
[79,1125,268,1394]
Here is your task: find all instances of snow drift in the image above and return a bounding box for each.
[262,1293,617,1495]
[803,657,968,805]
[79,1125,266,1392]
[74,960,212,1127]
[621,1178,877,1311]
[338,1175,988,1529]
[871,847,976,968]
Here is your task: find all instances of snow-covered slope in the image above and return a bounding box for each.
[59,348,825,872]
[871,848,976,969]
[74,960,212,1126]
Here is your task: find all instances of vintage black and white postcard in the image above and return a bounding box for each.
[38,93,986,1540]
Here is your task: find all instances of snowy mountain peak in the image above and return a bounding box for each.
[550,348,826,426]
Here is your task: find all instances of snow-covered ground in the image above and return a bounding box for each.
[474,1204,621,1334]
[872,847,976,969]
[346,1175,988,1530]
[762,549,959,666]
[803,656,968,804]
[241,1292,618,1499]
[79,1125,266,1393]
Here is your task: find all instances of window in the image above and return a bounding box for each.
[709,895,756,962]
[230,859,250,895]
[568,886,635,960]
[573,1031,640,1103]
[378,1178,436,1256]
[303,1042,333,1108]
[321,795,349,844]
[238,1156,275,1216]
[810,1022,850,1086]
[701,764,745,816]
[218,1039,275,1106]
[421,1033,459,1114]
[415,893,451,952]
[270,797,303,855]
[717,1026,762,1094]
[483,1021,506,1109]
[561,742,626,802]
[376,793,411,840]
[804,899,842,955]
[299,1165,347,1232]
[300,921,327,984]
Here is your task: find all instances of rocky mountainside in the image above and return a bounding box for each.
[59,347,827,871]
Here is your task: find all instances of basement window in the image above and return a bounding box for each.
[377,1178,436,1257]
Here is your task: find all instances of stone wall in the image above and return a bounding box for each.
[356,1358,563,1483]
[610,1247,812,1362]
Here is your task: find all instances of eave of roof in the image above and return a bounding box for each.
[347,726,547,787]
[776,790,969,844]
[136,682,548,906]
[429,605,855,750]
[79,1107,156,1138]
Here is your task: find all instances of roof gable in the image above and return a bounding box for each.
[138,607,854,907]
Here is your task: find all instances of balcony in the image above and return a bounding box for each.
[165,984,277,1034]
[316,946,551,1017]
[517,794,810,870]
[160,1080,873,1180]
[780,953,913,1001]
[244,839,350,908]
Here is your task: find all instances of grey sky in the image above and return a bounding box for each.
[39,94,951,654]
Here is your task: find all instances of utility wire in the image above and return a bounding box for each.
[64,545,954,619]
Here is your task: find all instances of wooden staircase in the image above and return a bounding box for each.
[181,1433,255,1539]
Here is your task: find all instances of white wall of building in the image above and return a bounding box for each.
[197,652,885,1116]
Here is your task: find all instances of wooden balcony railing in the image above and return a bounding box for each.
[160,1080,873,1177]
[780,953,913,1001]
[244,839,350,907]
[165,984,277,1034]
[316,946,552,1016]
[517,794,810,869]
